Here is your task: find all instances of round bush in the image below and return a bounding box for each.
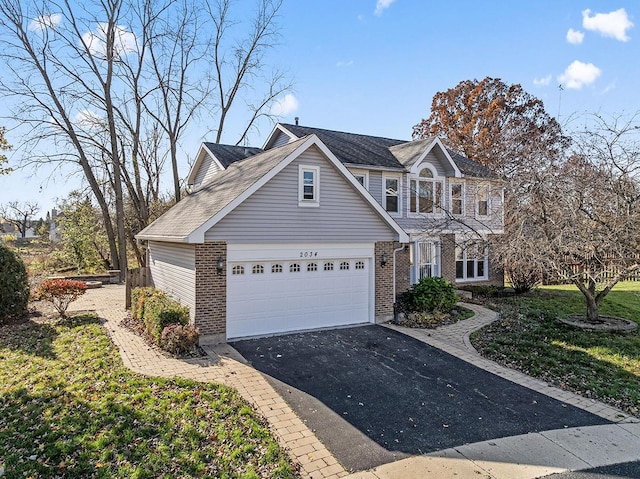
[399,276,458,314]
[0,244,30,320]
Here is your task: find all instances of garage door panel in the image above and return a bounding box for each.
[227,250,373,339]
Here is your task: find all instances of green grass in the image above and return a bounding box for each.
[471,281,640,417]
[0,314,298,478]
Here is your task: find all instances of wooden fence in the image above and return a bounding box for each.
[125,267,151,309]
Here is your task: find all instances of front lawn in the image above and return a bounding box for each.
[0,314,298,479]
[471,281,640,417]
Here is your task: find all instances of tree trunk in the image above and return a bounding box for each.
[586,294,600,323]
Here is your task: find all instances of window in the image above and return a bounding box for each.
[355,261,365,270]
[298,165,320,207]
[232,265,244,275]
[450,183,464,215]
[351,171,368,189]
[271,264,283,273]
[384,177,400,214]
[476,185,489,216]
[417,241,438,280]
[289,263,301,272]
[410,168,442,214]
[455,241,488,281]
[339,261,350,270]
[307,262,318,272]
[324,262,334,271]
[252,264,264,274]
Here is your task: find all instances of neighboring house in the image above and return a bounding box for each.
[137,123,504,344]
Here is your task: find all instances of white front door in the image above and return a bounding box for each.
[226,243,374,339]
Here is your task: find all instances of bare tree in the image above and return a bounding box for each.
[0,0,292,271]
[505,114,640,321]
[0,201,40,238]
[209,0,292,145]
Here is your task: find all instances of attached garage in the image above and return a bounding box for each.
[226,243,374,339]
[137,135,408,343]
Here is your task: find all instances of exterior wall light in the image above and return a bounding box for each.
[216,256,225,275]
[380,252,388,267]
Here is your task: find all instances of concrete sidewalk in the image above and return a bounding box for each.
[70,286,640,479]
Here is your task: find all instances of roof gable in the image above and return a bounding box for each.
[137,135,408,243]
[186,143,262,188]
[391,137,462,177]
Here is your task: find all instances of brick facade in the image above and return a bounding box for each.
[374,241,410,323]
[195,242,227,344]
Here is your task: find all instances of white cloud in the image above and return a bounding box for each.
[74,109,104,130]
[336,60,354,67]
[28,13,62,31]
[270,94,299,117]
[558,60,602,89]
[582,8,634,42]
[374,0,397,16]
[566,28,584,44]
[533,75,552,87]
[82,23,137,58]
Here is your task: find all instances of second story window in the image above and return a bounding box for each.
[476,185,489,216]
[410,168,442,214]
[450,183,464,215]
[384,177,400,214]
[299,165,320,207]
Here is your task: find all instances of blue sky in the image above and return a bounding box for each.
[1,0,638,217]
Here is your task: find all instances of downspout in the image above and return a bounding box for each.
[392,243,408,324]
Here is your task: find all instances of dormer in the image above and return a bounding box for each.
[390,137,461,178]
[187,142,262,192]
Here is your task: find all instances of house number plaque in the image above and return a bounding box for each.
[299,251,319,258]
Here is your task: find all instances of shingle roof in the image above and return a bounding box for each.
[137,138,308,241]
[280,124,497,178]
[447,150,499,179]
[280,124,405,169]
[389,137,437,169]
[202,143,262,168]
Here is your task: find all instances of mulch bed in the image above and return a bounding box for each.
[396,305,471,329]
[119,314,207,359]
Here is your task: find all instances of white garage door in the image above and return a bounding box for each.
[227,243,374,339]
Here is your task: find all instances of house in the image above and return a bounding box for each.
[136,124,504,343]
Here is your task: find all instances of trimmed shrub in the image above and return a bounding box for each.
[35,279,88,317]
[131,286,158,321]
[398,276,458,314]
[0,244,30,321]
[137,288,190,343]
[159,324,200,354]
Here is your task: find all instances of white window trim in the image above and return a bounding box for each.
[455,241,489,282]
[450,182,465,216]
[408,166,444,217]
[475,184,490,218]
[298,165,320,207]
[410,240,441,284]
[382,174,401,217]
[350,169,369,190]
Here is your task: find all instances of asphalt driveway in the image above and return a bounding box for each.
[231,325,610,472]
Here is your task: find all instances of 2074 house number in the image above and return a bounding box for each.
[299,251,319,258]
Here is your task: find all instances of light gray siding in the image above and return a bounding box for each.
[205,146,398,243]
[192,153,222,190]
[272,131,292,148]
[418,152,448,177]
[148,241,197,320]
[396,177,504,234]
[368,170,383,205]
